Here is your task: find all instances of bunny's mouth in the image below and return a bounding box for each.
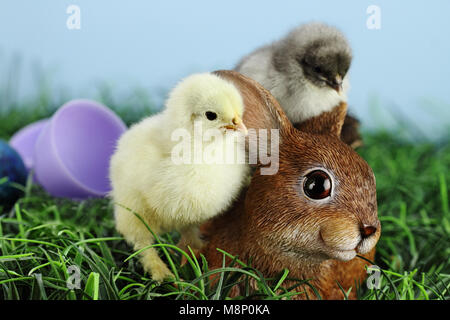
[319,231,358,261]
[321,237,378,261]
[327,248,357,261]
[355,234,379,254]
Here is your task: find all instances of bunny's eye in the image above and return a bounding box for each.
[303,170,332,200]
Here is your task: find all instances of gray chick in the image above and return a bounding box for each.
[236,22,362,148]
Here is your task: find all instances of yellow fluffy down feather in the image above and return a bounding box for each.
[109,73,249,281]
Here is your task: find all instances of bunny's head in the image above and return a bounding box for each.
[211,70,380,268]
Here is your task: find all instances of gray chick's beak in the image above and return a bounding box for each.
[329,75,343,94]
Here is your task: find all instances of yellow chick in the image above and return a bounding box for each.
[109,73,249,282]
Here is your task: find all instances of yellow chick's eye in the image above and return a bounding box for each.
[205,111,217,121]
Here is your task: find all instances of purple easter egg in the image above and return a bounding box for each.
[34,99,127,199]
[9,118,50,172]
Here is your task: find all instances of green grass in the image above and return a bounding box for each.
[0,97,449,300]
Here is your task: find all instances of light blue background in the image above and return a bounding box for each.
[1,0,449,137]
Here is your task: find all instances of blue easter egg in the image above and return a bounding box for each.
[0,139,27,210]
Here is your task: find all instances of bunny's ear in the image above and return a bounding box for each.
[295,102,348,137]
[212,70,293,133]
[213,70,292,172]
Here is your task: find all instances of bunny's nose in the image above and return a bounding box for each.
[361,224,377,238]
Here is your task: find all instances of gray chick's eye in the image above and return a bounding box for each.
[314,66,323,74]
[299,57,309,67]
[205,111,217,121]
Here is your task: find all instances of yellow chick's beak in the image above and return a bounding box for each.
[223,116,248,136]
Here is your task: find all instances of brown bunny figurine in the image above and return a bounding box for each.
[201,70,380,300]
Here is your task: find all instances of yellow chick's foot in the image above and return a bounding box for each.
[177,239,205,267]
[177,237,206,252]
[177,225,206,252]
[148,262,175,283]
[140,252,175,283]
[177,228,205,267]
[179,247,202,267]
